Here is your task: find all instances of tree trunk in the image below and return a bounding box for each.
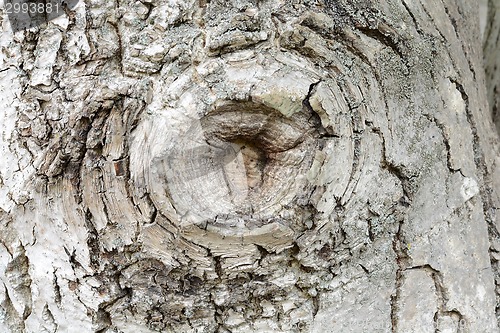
[0,0,499,332]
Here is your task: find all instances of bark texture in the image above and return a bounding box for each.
[484,0,500,134]
[0,0,499,332]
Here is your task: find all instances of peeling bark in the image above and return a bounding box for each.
[0,0,499,332]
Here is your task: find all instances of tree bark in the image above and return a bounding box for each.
[484,0,500,134]
[0,0,499,332]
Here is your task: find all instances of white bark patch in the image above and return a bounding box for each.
[460,176,479,202]
[30,28,62,86]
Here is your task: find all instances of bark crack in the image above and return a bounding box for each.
[390,218,410,333]
[401,1,420,33]
[406,264,465,331]
[421,112,458,173]
[356,26,405,60]
[439,0,477,80]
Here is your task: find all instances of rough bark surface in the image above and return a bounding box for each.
[485,0,500,134]
[0,0,499,332]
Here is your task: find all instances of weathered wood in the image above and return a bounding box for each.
[0,0,499,332]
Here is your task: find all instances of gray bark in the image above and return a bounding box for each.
[484,0,500,134]
[0,0,499,332]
